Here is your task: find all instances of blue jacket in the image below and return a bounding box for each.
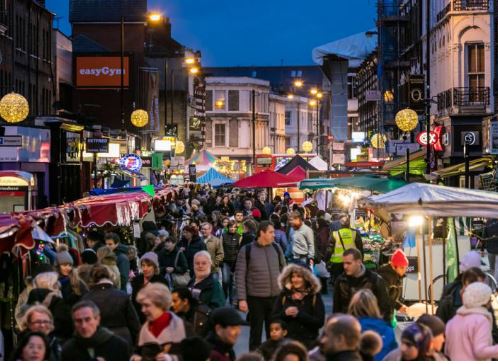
[358,317,398,361]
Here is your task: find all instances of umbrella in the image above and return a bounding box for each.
[234,170,300,188]
[197,168,234,187]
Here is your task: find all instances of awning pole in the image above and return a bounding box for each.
[429,218,435,314]
[422,223,429,313]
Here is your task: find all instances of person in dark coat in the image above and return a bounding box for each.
[271,264,325,349]
[377,249,409,314]
[178,225,207,273]
[11,331,50,361]
[221,221,241,304]
[61,300,131,361]
[333,248,392,322]
[131,252,169,323]
[158,237,189,281]
[83,264,140,346]
[188,251,225,310]
[321,314,363,361]
[206,307,247,361]
[104,233,129,292]
[484,218,498,280]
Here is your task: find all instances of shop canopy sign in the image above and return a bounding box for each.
[415,126,444,152]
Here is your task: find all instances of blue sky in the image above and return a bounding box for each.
[46,0,377,66]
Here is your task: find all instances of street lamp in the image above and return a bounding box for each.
[302,141,313,153]
[310,87,318,96]
[293,79,304,88]
[189,67,200,75]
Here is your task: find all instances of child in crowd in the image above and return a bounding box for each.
[257,320,288,360]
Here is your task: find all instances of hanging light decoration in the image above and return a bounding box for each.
[0,92,29,123]
[175,141,185,154]
[130,109,149,128]
[302,141,313,153]
[262,146,272,155]
[370,133,387,149]
[395,108,419,132]
[286,148,295,155]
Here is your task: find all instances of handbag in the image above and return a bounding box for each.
[171,250,191,288]
[313,260,330,278]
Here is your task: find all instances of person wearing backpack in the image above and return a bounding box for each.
[271,264,325,349]
[235,221,286,351]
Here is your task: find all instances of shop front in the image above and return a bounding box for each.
[0,171,36,213]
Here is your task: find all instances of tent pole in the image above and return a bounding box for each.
[422,224,429,314]
[429,218,435,314]
[417,229,422,302]
[454,220,460,274]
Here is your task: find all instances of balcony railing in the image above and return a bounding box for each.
[436,0,489,22]
[437,87,490,114]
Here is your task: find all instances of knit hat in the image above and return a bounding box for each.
[391,249,409,268]
[158,229,169,239]
[140,252,159,269]
[81,249,98,265]
[56,247,74,266]
[251,208,262,219]
[401,323,432,359]
[462,282,492,309]
[459,251,481,272]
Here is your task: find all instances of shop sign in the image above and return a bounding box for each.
[0,136,22,147]
[490,121,498,155]
[461,131,479,146]
[86,138,109,153]
[141,156,152,168]
[165,124,178,137]
[118,153,142,173]
[415,126,444,152]
[407,256,418,274]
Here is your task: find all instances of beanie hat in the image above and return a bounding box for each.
[462,282,492,309]
[459,251,481,272]
[81,249,98,265]
[391,249,409,268]
[140,252,159,269]
[56,246,74,266]
[401,323,432,358]
[251,208,262,219]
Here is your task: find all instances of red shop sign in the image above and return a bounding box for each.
[416,126,444,152]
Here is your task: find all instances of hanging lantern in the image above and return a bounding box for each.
[370,133,387,149]
[130,109,149,128]
[262,146,272,155]
[0,92,29,123]
[286,148,295,155]
[395,108,419,132]
[175,141,185,154]
[302,141,313,153]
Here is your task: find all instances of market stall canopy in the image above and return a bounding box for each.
[234,170,300,188]
[331,175,407,193]
[430,157,495,179]
[308,156,329,171]
[364,182,498,218]
[0,170,35,187]
[0,214,35,254]
[186,150,219,172]
[67,192,151,227]
[277,155,317,181]
[197,168,234,187]
[299,178,336,190]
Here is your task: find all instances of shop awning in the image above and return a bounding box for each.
[299,178,336,190]
[0,214,35,254]
[382,150,426,177]
[430,157,495,179]
[234,170,300,188]
[299,175,406,193]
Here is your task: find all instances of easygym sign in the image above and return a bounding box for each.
[76,56,130,88]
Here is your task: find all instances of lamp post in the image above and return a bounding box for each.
[425,0,431,174]
[120,16,125,132]
[288,79,303,153]
[252,89,256,171]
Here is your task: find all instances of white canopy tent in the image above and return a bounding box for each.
[308,156,328,171]
[363,182,498,218]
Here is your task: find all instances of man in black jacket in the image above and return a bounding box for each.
[61,300,131,361]
[377,249,409,314]
[333,248,391,322]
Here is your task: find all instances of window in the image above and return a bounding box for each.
[205,90,213,111]
[348,75,357,99]
[214,124,226,147]
[285,111,291,125]
[214,90,225,110]
[228,90,239,111]
[467,43,485,101]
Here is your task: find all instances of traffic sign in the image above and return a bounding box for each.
[0,136,22,147]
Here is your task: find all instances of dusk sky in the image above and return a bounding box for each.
[46,0,377,66]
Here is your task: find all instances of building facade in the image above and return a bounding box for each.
[204,77,270,171]
[269,94,286,154]
[284,96,318,152]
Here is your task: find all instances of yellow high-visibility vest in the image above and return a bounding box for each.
[330,228,357,263]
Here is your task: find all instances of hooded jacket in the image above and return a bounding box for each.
[188,273,225,310]
[271,264,325,348]
[358,317,397,360]
[61,326,131,361]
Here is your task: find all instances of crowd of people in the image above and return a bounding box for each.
[3,184,498,361]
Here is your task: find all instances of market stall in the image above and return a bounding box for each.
[185,150,219,172]
[197,167,234,188]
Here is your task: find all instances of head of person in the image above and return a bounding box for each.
[86,230,104,250]
[237,352,264,361]
[127,245,138,261]
[104,232,120,252]
[180,337,213,361]
[227,221,238,234]
[12,331,50,361]
[390,249,409,277]
[462,266,486,288]
[140,252,160,279]
[81,248,98,265]
[321,314,361,356]
[33,271,60,292]
[144,232,157,247]
[251,208,262,221]
[96,246,117,265]
[200,222,213,238]
[183,225,198,241]
[279,263,321,293]
[136,283,172,322]
[283,191,291,201]
[21,305,54,336]
[243,198,253,211]
[289,211,303,229]
[171,287,194,314]
[221,216,230,228]
[256,221,275,246]
[269,319,287,341]
[416,314,446,353]
[72,300,101,339]
[347,289,382,319]
[459,250,481,273]
[210,307,247,347]
[164,237,177,252]
[158,229,169,242]
[191,199,200,212]
[462,281,492,309]
[339,213,350,227]
[222,195,230,205]
[55,245,74,277]
[273,340,309,361]
[89,264,114,288]
[234,210,244,223]
[400,323,432,361]
[243,219,257,235]
[342,248,363,277]
[193,250,212,281]
[360,330,382,359]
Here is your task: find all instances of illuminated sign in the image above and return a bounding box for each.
[416,126,444,152]
[76,56,130,88]
[119,153,142,173]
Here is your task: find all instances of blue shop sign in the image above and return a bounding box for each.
[119,153,143,173]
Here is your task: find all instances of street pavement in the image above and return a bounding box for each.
[233,291,333,356]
